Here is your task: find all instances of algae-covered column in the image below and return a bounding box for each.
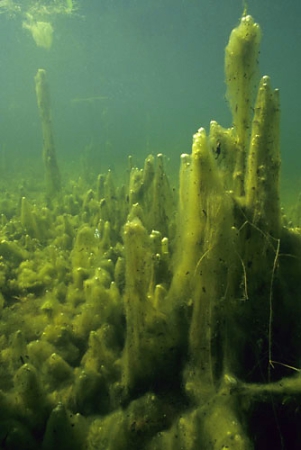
[225,14,261,196]
[35,68,61,196]
[245,75,281,236]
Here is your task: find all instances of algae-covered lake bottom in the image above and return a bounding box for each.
[1,8,301,450]
[0,145,301,450]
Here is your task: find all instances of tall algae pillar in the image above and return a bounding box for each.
[226,11,281,236]
[225,14,261,196]
[35,69,61,196]
[245,75,281,236]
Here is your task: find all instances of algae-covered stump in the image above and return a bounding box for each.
[35,68,61,197]
[0,11,300,450]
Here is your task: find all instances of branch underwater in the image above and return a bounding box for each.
[0,11,301,450]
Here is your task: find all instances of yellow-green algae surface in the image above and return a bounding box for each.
[0,13,301,450]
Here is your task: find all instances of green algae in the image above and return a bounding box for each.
[0,12,300,450]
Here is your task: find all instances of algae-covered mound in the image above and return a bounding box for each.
[0,12,301,450]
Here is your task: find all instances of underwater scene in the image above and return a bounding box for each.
[0,0,301,449]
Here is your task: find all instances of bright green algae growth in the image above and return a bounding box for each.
[0,13,301,450]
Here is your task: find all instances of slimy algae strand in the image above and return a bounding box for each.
[22,17,54,49]
[0,12,301,450]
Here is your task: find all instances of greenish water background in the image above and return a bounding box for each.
[0,0,300,204]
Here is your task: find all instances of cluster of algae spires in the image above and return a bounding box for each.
[1,12,301,450]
